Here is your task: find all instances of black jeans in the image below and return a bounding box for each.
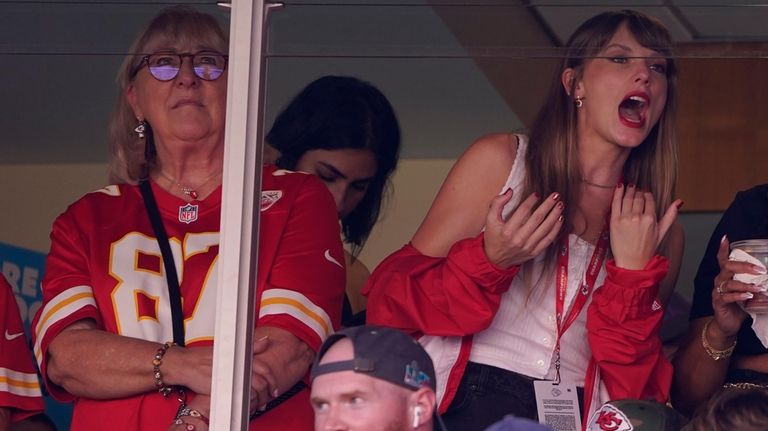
[441,362,584,431]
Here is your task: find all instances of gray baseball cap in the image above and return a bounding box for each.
[311,325,436,391]
[311,325,447,430]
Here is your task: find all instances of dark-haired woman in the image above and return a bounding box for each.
[365,10,683,430]
[266,75,401,326]
[673,184,768,416]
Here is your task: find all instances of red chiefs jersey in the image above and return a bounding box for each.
[0,276,44,423]
[32,165,345,431]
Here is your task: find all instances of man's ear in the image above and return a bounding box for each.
[409,388,437,428]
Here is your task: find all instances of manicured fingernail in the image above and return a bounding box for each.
[742,292,755,300]
[259,404,267,411]
[505,188,512,195]
[676,200,684,209]
[557,214,564,222]
[273,388,279,397]
[721,234,728,244]
[551,192,560,201]
[533,192,540,198]
[616,182,623,188]
[257,335,269,342]
[557,201,564,209]
[628,183,635,188]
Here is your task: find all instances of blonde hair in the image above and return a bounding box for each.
[108,6,228,184]
[521,10,678,286]
[686,388,768,431]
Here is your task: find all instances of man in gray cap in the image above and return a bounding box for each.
[310,325,447,431]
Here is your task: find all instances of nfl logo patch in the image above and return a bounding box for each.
[178,203,199,224]
[261,190,283,212]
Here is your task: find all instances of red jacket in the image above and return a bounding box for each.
[364,233,671,415]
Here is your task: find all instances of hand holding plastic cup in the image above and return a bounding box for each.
[730,240,768,313]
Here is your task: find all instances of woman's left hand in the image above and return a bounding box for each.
[610,183,682,270]
[166,395,210,431]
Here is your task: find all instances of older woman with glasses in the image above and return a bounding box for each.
[31,6,345,431]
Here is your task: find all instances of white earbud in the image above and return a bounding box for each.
[412,406,423,429]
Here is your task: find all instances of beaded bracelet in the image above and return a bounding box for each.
[153,341,176,397]
[701,319,736,361]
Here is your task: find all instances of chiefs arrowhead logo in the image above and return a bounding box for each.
[587,404,633,431]
[261,190,283,212]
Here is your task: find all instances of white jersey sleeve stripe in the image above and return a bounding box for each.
[34,285,96,364]
[259,289,333,341]
[0,368,42,397]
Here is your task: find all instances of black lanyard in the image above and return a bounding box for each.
[139,179,186,347]
[140,178,306,416]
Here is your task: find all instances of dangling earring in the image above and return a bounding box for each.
[134,118,147,139]
[574,96,584,109]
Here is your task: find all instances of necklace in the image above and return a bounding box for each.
[582,178,616,189]
[158,170,221,200]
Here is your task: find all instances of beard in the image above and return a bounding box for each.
[384,418,410,431]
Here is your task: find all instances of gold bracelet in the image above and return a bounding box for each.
[723,382,768,390]
[701,318,736,361]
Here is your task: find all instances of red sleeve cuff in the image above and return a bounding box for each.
[594,255,668,320]
[446,233,520,292]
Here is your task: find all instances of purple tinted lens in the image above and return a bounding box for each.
[149,65,178,81]
[194,66,224,81]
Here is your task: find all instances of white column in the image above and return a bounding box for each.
[211,1,268,429]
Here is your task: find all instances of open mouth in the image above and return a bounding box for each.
[618,93,648,128]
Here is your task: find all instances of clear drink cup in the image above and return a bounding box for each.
[730,239,768,313]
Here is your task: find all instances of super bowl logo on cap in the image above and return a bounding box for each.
[178,203,199,224]
[261,190,283,212]
[403,361,431,389]
[586,404,633,431]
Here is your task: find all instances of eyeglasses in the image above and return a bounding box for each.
[135,51,228,81]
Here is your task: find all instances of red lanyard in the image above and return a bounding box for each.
[553,228,609,383]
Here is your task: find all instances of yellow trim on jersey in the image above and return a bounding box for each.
[259,289,333,341]
[185,336,215,345]
[0,368,43,397]
[34,285,96,363]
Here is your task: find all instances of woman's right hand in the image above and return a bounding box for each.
[711,236,765,337]
[483,189,564,268]
[249,335,279,413]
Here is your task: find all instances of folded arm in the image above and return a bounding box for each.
[46,319,212,399]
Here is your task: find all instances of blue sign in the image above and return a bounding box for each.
[0,242,72,430]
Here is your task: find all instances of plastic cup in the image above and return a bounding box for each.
[730,239,768,313]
